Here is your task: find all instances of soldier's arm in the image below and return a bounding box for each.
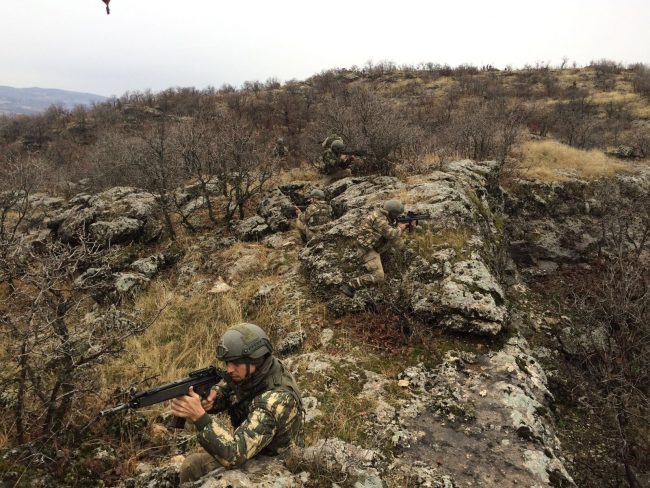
[194,391,299,469]
[375,216,402,240]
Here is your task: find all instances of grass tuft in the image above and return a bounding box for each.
[516,139,631,181]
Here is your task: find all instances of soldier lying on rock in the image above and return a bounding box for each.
[340,199,413,298]
[171,323,304,483]
[296,189,333,243]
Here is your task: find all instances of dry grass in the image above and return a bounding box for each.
[516,139,632,181]
[99,281,242,397]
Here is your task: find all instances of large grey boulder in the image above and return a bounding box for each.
[89,217,143,244]
[230,215,270,241]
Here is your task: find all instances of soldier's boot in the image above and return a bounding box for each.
[339,283,355,298]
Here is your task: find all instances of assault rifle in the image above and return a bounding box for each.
[340,149,369,157]
[99,366,228,429]
[280,205,307,218]
[397,211,433,231]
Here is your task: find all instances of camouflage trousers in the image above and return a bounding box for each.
[180,452,223,484]
[296,219,314,243]
[349,239,404,290]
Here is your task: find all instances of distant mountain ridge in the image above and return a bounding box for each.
[0,86,108,115]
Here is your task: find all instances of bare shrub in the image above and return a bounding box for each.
[316,86,424,175]
[0,153,45,239]
[0,237,151,444]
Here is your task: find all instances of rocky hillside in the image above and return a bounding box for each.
[3,155,649,487]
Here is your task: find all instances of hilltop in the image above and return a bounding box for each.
[0,86,108,115]
[0,61,649,487]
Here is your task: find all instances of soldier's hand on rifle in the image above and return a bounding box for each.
[201,388,217,410]
[398,221,413,231]
[295,207,301,216]
[171,386,205,422]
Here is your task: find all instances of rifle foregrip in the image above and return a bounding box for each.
[171,416,186,429]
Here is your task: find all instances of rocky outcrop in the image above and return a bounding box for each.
[505,165,650,274]
[295,161,508,336]
[43,187,161,244]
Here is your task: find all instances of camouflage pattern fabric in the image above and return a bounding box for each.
[349,237,405,290]
[296,202,333,242]
[322,148,352,176]
[272,143,288,158]
[193,358,303,469]
[356,207,402,252]
[179,453,222,484]
[300,202,333,227]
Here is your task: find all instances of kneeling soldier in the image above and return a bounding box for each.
[172,323,303,483]
[340,199,412,298]
[296,189,333,243]
[322,139,353,181]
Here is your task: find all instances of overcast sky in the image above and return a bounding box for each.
[1,0,649,97]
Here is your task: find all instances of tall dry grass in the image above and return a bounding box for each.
[516,139,631,181]
[99,281,243,394]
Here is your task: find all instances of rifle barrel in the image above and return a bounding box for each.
[99,402,131,417]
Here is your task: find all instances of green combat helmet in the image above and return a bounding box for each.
[310,189,326,200]
[383,199,405,218]
[331,139,345,152]
[216,323,273,362]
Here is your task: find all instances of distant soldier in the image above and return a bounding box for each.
[172,323,303,483]
[320,132,342,148]
[340,199,412,298]
[296,189,333,243]
[272,138,288,159]
[322,139,353,181]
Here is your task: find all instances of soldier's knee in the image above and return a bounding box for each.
[180,453,220,484]
[373,268,385,283]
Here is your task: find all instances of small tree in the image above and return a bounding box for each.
[0,237,150,444]
[214,118,277,220]
[0,153,44,240]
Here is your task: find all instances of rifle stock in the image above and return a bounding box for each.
[99,366,228,429]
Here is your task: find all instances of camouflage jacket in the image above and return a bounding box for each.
[193,358,303,468]
[298,202,333,229]
[357,207,402,251]
[322,149,349,175]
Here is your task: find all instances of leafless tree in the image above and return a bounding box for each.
[214,118,277,220]
[173,111,224,223]
[0,237,154,444]
[0,153,45,240]
[123,121,183,239]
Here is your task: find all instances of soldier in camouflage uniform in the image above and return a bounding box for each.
[322,139,353,181]
[172,323,303,483]
[271,138,288,158]
[296,189,333,243]
[340,200,412,298]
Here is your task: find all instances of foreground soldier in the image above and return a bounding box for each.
[172,323,303,483]
[322,139,353,181]
[340,200,411,298]
[296,189,333,243]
